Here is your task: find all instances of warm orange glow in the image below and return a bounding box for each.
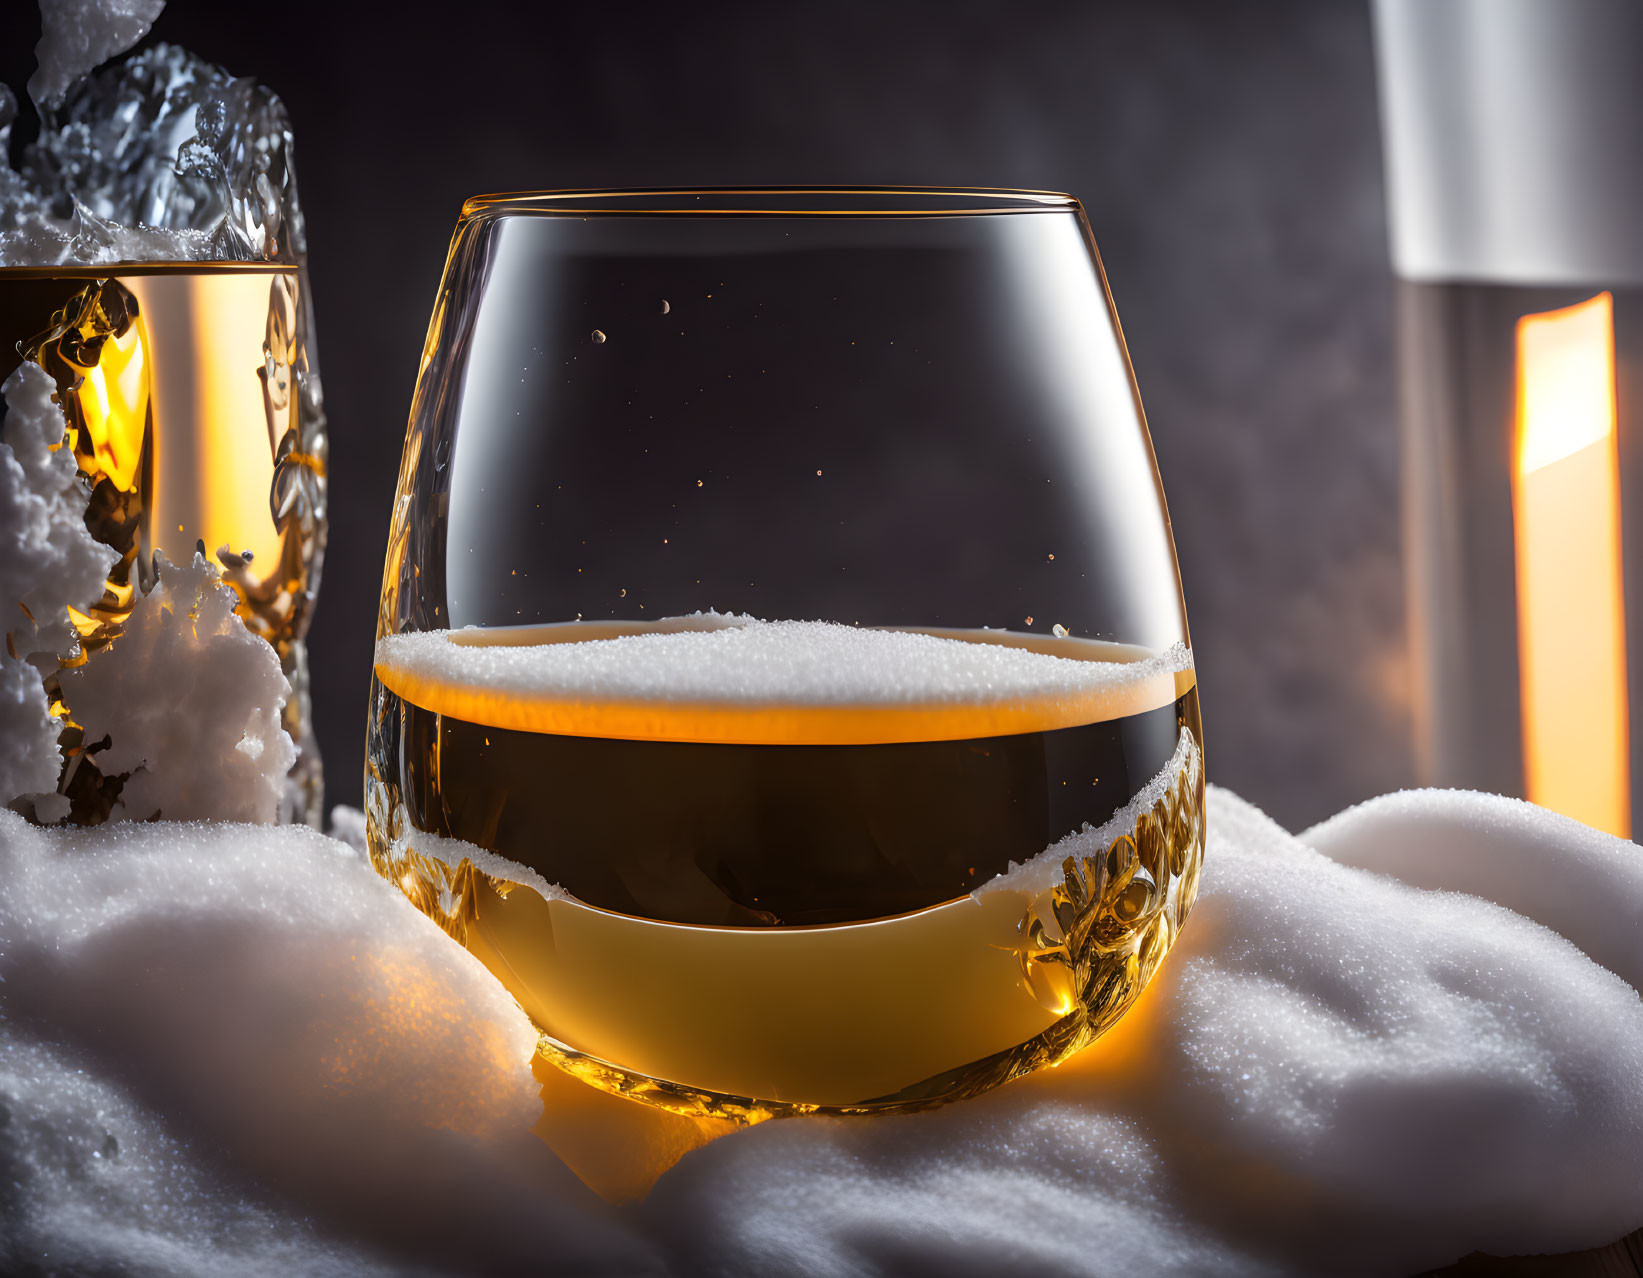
[127,270,293,570]
[530,1051,740,1203]
[73,314,148,491]
[1512,292,1630,836]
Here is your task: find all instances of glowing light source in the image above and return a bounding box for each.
[1511,292,1630,836]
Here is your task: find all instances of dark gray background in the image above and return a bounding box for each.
[4,0,1411,830]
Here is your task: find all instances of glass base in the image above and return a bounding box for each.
[535,1004,1090,1123]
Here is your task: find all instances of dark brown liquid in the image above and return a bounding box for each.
[386,683,1200,927]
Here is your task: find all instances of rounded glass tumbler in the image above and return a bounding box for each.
[366,189,1204,1120]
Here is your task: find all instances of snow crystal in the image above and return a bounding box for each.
[59,551,295,823]
[3,787,1641,1274]
[0,364,117,809]
[0,365,117,659]
[376,615,1191,714]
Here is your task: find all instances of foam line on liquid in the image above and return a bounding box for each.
[374,614,1193,744]
[390,823,570,904]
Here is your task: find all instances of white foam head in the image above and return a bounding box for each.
[375,614,1192,743]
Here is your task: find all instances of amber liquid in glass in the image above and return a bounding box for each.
[0,265,324,819]
[366,626,1204,1121]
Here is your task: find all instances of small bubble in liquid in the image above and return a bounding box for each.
[591,329,607,344]
[661,299,671,314]
[620,588,627,597]
[1025,616,1035,626]
[1053,623,1069,638]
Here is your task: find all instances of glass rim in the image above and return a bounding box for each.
[458,186,1080,220]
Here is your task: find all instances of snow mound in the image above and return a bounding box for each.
[60,551,295,823]
[642,788,1643,1275]
[0,810,655,1276]
[1,788,1640,1275]
[1304,787,1643,990]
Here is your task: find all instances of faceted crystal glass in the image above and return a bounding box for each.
[366,189,1203,1121]
[0,262,328,824]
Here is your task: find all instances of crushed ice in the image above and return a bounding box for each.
[3,22,307,266]
[27,0,165,110]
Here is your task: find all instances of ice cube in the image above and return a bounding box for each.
[4,42,307,265]
[27,0,165,110]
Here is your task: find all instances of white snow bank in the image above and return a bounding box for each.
[644,788,1643,1276]
[1305,788,1643,991]
[0,810,657,1276]
[2,788,1641,1276]
[59,551,295,823]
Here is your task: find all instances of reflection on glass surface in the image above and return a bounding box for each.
[366,190,1203,1151]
